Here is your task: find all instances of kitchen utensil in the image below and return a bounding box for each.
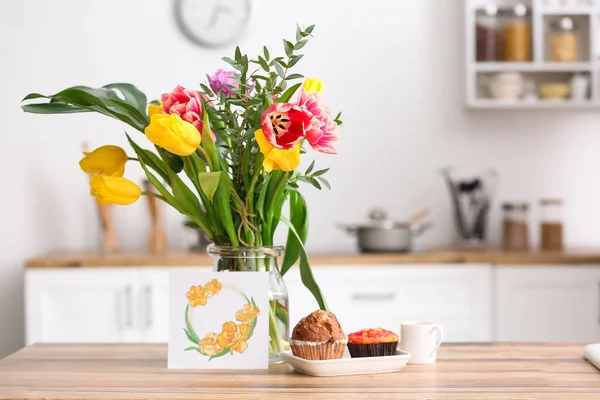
[339,208,432,253]
[400,322,444,365]
[144,180,168,253]
[282,349,411,377]
[405,208,430,226]
[539,82,569,100]
[442,167,497,246]
[82,142,118,253]
[570,74,590,100]
[480,73,524,100]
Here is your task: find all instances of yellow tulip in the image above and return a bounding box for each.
[89,175,141,205]
[254,129,300,173]
[147,101,163,118]
[79,145,128,177]
[144,114,201,156]
[303,77,323,94]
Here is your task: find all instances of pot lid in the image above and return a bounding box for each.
[363,208,407,229]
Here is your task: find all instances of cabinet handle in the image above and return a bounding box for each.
[351,292,395,301]
[145,285,153,328]
[597,281,600,325]
[124,286,133,330]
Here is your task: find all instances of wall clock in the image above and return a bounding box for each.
[175,0,251,48]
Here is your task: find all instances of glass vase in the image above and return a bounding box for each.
[208,245,290,364]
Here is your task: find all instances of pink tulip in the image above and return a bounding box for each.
[260,103,313,150]
[296,88,339,154]
[206,69,238,97]
[161,85,204,132]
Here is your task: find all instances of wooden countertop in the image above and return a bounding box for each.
[24,249,600,268]
[0,343,597,399]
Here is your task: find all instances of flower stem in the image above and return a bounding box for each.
[268,301,284,355]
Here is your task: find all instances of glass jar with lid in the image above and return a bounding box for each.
[501,202,530,251]
[502,3,532,62]
[476,3,501,62]
[539,198,564,251]
[550,17,578,62]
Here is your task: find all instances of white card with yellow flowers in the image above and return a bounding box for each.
[168,271,269,369]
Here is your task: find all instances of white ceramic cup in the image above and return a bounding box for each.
[400,322,444,365]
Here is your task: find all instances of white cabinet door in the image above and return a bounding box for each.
[26,269,140,344]
[285,265,493,342]
[139,267,211,343]
[496,266,600,342]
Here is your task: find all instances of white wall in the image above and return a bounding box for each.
[2,0,600,357]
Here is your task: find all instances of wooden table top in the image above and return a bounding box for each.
[24,249,600,268]
[0,343,598,399]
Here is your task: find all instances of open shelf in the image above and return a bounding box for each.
[466,0,599,109]
[467,99,600,109]
[474,62,593,71]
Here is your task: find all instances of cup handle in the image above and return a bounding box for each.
[430,325,444,357]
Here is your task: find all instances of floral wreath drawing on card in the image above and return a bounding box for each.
[183,279,260,360]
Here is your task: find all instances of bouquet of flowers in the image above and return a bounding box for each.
[21,24,341,360]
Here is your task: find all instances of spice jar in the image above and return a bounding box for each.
[503,3,531,62]
[502,202,530,251]
[550,17,578,62]
[539,199,564,251]
[476,3,501,62]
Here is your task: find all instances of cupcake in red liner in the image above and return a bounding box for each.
[290,310,347,360]
[347,328,399,358]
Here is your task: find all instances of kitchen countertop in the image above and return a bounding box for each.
[24,249,600,268]
[0,343,597,399]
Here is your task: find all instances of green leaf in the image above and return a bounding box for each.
[198,171,221,201]
[164,151,184,173]
[305,160,315,175]
[283,40,294,57]
[288,54,304,68]
[317,176,331,190]
[263,46,270,60]
[209,348,230,361]
[281,191,308,275]
[257,56,269,72]
[278,83,302,103]
[256,174,271,220]
[274,62,285,78]
[21,103,90,114]
[312,168,329,177]
[309,177,322,190]
[281,216,328,311]
[184,346,199,352]
[103,83,148,115]
[235,46,242,62]
[306,24,316,34]
[295,39,308,50]
[184,304,200,344]
[125,134,169,183]
[200,111,220,171]
[285,73,304,81]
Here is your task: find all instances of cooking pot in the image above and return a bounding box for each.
[339,208,432,253]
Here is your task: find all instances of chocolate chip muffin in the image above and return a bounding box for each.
[290,310,347,360]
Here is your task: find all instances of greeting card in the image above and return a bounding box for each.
[168,271,269,369]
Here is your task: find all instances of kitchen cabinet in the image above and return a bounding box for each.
[495,266,600,342]
[284,265,493,342]
[26,269,141,344]
[25,264,494,344]
[25,267,212,345]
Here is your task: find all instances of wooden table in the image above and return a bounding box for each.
[0,344,599,399]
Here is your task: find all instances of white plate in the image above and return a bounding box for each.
[282,350,411,377]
